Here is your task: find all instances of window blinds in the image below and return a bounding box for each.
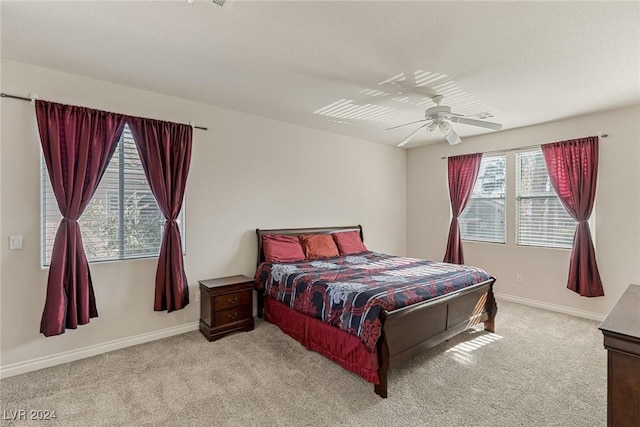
[516,148,576,248]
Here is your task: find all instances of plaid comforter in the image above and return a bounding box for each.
[254,252,492,351]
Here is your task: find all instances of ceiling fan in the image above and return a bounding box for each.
[387,95,503,147]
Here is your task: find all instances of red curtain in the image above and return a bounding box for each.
[541,136,603,297]
[443,153,482,264]
[128,118,192,311]
[36,101,126,336]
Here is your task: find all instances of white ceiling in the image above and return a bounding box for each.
[2,1,639,147]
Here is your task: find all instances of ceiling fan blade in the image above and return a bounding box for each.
[450,116,503,130]
[444,127,462,146]
[386,119,427,131]
[397,123,428,147]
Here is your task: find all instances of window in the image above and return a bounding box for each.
[41,125,185,266]
[460,153,506,243]
[516,148,576,248]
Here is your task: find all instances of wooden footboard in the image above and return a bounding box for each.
[374,278,497,398]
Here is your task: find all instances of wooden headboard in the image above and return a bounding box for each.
[255,225,363,267]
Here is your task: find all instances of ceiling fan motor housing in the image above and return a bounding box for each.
[424,105,451,118]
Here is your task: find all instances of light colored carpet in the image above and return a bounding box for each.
[0,301,606,426]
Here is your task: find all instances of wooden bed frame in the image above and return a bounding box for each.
[255,225,497,398]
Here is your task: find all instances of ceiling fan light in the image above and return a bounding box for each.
[445,130,462,146]
[439,121,452,134]
[427,122,438,134]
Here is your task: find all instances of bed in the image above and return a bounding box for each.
[254,225,497,398]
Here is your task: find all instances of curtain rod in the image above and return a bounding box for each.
[0,92,208,131]
[440,132,608,159]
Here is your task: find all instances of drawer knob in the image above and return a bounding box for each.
[228,312,238,320]
[228,297,239,304]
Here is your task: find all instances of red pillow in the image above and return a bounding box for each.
[262,234,306,263]
[299,234,339,260]
[333,231,368,255]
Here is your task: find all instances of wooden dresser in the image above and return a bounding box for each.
[199,275,255,342]
[599,284,640,427]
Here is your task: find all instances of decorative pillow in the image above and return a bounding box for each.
[299,234,339,260]
[333,230,368,255]
[262,234,306,263]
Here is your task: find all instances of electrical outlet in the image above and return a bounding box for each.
[195,290,201,303]
[516,274,523,284]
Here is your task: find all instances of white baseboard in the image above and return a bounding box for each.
[0,321,199,379]
[495,292,605,322]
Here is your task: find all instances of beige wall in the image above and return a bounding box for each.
[407,105,640,318]
[0,60,406,368]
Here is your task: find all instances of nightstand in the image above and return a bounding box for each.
[199,275,255,341]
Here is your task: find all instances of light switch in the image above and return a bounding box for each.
[9,235,23,250]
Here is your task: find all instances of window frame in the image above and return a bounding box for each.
[459,152,507,244]
[40,125,186,267]
[515,147,585,250]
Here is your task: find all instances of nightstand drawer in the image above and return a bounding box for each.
[215,306,252,327]
[215,290,252,311]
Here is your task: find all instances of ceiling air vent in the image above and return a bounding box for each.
[187,0,230,8]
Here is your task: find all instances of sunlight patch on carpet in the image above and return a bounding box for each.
[445,332,503,365]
